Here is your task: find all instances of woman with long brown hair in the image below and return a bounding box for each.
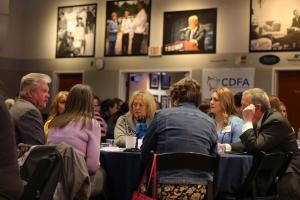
[209,87,243,144]
[47,84,103,197]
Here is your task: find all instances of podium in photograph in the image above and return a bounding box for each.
[164,40,199,52]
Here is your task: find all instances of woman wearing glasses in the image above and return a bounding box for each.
[114,90,156,147]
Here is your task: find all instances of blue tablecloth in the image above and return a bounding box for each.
[100,151,253,200]
[100,151,143,200]
[216,153,253,194]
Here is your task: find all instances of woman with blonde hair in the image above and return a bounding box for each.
[114,90,156,147]
[210,87,243,144]
[44,91,68,139]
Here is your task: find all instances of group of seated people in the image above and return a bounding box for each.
[0,72,300,200]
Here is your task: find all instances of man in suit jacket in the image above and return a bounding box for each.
[10,73,51,145]
[282,9,300,49]
[219,88,300,199]
[181,15,206,50]
[292,9,300,29]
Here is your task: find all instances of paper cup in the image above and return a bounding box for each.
[125,136,137,149]
[137,139,143,149]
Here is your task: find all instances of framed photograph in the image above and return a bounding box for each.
[105,0,151,56]
[56,4,97,58]
[250,0,300,52]
[160,95,170,109]
[153,95,159,101]
[162,8,217,55]
[149,73,159,89]
[161,72,171,90]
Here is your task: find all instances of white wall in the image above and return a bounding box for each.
[1,0,300,100]
[16,0,250,59]
[0,0,24,58]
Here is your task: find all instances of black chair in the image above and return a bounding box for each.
[276,152,293,180]
[219,151,291,200]
[0,192,12,200]
[155,152,218,200]
[20,145,63,200]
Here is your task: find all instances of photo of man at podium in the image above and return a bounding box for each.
[179,15,206,51]
[162,8,216,55]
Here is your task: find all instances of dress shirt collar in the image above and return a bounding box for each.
[256,112,265,131]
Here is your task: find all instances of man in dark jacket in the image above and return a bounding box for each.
[220,88,300,200]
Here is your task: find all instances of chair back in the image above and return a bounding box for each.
[277,152,293,179]
[155,152,217,200]
[238,151,287,199]
[20,145,63,200]
[0,192,12,200]
[156,152,217,172]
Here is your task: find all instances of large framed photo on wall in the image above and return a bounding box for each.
[162,8,217,55]
[105,0,151,56]
[250,0,300,52]
[56,4,97,58]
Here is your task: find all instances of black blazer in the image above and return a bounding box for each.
[292,17,300,28]
[232,110,300,174]
[239,110,297,154]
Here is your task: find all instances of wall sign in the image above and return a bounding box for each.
[202,68,255,100]
[259,55,280,65]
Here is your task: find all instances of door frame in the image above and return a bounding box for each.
[272,67,300,95]
[119,69,192,101]
[52,70,85,100]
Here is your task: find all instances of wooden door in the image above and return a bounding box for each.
[58,73,83,91]
[278,71,300,132]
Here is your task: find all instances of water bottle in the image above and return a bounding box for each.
[135,117,147,148]
[136,117,147,139]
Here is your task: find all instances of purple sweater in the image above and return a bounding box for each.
[48,119,101,173]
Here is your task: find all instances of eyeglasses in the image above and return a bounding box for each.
[133,103,145,108]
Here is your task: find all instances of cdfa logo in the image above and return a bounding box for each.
[221,78,250,88]
[207,76,220,91]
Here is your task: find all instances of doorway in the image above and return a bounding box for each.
[52,71,84,98]
[119,70,192,102]
[273,68,300,132]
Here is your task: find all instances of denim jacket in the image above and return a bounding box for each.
[141,102,217,185]
[217,115,243,144]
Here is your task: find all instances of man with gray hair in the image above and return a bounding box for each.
[10,73,51,145]
[219,88,300,199]
[233,88,296,153]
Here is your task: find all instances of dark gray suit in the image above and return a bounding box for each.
[239,110,297,154]
[10,98,45,145]
[183,26,206,50]
[0,97,23,199]
[232,110,300,200]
